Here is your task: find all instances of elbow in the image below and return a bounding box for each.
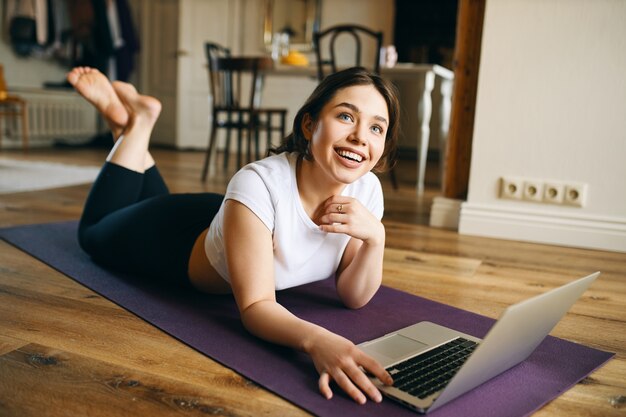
[238,300,263,331]
[336,278,381,310]
[344,300,368,310]
[340,293,374,310]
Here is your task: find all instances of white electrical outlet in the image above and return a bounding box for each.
[564,183,588,207]
[522,180,544,202]
[499,176,588,208]
[543,182,565,204]
[500,177,523,200]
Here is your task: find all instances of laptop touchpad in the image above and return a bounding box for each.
[368,334,428,359]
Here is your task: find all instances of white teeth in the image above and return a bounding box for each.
[337,150,363,162]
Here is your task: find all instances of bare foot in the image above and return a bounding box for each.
[67,67,128,138]
[112,81,162,128]
[104,82,162,172]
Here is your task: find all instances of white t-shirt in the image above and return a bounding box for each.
[205,152,384,290]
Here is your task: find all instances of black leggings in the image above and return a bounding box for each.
[78,162,224,285]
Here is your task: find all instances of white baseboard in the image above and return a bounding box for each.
[429,197,463,229]
[459,203,626,253]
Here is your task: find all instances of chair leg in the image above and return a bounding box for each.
[255,127,260,160]
[246,112,256,164]
[224,113,233,172]
[246,125,252,164]
[202,121,219,182]
[236,115,243,169]
[254,118,261,160]
[223,127,231,172]
[280,112,286,139]
[266,113,272,155]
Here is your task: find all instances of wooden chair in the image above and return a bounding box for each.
[202,53,287,181]
[204,42,232,172]
[313,24,383,81]
[0,64,29,151]
[313,26,398,188]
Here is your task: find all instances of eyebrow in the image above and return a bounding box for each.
[334,102,388,126]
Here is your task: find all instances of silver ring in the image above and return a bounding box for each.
[337,204,343,213]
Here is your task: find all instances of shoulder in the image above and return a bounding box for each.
[228,153,293,191]
[231,152,292,182]
[224,153,296,231]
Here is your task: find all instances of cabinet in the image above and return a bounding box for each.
[137,0,248,149]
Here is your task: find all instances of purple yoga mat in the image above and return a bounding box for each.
[1,221,613,417]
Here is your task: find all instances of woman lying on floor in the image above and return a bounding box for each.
[67,65,400,405]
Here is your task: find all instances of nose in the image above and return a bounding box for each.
[348,123,368,146]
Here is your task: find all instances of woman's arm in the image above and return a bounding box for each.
[318,196,386,309]
[223,200,391,404]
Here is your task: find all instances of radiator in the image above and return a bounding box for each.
[2,88,98,146]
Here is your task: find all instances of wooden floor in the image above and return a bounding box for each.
[1,147,624,416]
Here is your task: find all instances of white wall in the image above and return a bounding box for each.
[0,23,68,89]
[320,0,395,50]
[459,0,626,252]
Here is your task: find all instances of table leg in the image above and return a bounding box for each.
[417,71,435,195]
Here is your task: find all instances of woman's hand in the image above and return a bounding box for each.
[317,195,385,309]
[306,329,393,404]
[317,196,384,246]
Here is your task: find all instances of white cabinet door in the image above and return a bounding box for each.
[141,0,240,148]
[176,0,240,149]
[139,0,179,146]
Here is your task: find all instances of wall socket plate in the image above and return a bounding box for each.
[522,180,544,202]
[500,177,524,200]
[563,183,588,207]
[543,182,565,204]
[499,176,588,207]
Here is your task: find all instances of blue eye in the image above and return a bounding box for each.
[371,125,384,135]
[339,112,353,122]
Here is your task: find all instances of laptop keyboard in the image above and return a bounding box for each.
[387,337,478,399]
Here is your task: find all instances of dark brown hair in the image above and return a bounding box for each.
[269,67,400,172]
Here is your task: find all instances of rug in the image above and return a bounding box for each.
[0,158,100,194]
[0,221,614,417]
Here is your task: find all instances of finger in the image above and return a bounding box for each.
[319,371,333,400]
[324,197,353,210]
[325,203,349,215]
[325,212,347,223]
[331,370,367,404]
[319,223,349,234]
[318,212,348,227]
[360,354,393,386]
[345,365,384,403]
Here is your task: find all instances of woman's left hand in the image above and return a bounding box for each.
[317,196,384,245]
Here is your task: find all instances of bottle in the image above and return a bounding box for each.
[271,33,281,61]
[280,32,290,57]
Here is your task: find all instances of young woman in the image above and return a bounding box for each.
[68,65,400,405]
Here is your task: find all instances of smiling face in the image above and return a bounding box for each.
[301,84,389,186]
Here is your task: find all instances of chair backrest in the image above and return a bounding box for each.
[204,43,232,107]
[207,56,274,110]
[313,24,383,80]
[205,42,231,63]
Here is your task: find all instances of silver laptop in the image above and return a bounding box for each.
[359,272,600,413]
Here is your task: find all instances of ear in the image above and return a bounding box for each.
[301,113,314,140]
